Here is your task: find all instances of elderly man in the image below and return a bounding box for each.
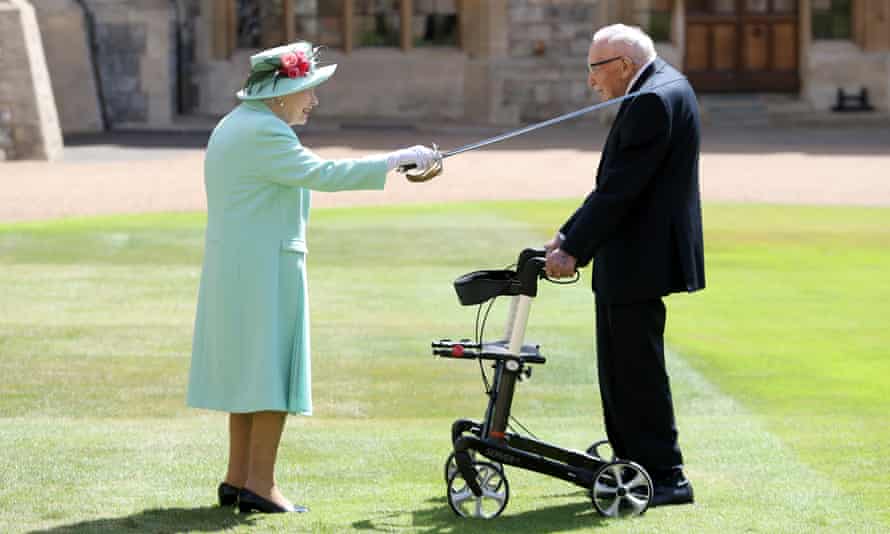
[545,24,705,507]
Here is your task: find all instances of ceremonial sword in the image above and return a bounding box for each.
[399,78,685,182]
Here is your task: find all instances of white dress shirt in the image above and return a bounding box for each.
[626,57,657,95]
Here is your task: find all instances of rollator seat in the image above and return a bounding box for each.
[480,340,543,360]
[432,339,546,364]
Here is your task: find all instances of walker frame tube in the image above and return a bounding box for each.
[442,248,613,499]
[453,261,610,497]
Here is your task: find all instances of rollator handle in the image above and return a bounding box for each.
[516,247,546,269]
[516,248,547,298]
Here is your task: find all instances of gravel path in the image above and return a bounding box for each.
[1,122,888,223]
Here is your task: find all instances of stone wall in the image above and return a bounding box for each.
[0,0,63,161]
[806,41,890,113]
[189,0,241,115]
[30,0,103,133]
[502,0,604,122]
[308,48,466,121]
[81,0,175,128]
[189,0,466,120]
[0,107,13,160]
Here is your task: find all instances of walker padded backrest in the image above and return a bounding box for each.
[452,248,548,305]
[453,270,521,306]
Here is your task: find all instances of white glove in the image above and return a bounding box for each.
[385,145,438,172]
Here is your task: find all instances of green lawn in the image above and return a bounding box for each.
[0,201,887,533]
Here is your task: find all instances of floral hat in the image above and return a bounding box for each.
[236,41,337,101]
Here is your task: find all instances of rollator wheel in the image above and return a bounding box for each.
[591,460,652,518]
[586,439,614,461]
[444,451,503,488]
[447,461,509,519]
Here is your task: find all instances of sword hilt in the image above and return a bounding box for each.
[398,143,443,182]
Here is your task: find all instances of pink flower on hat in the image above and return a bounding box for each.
[280,52,299,68]
[280,51,311,79]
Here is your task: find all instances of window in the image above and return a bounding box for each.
[414,0,460,47]
[687,0,736,15]
[235,0,262,49]
[294,0,346,49]
[812,0,852,40]
[354,0,401,47]
[235,0,287,49]
[216,0,462,58]
[630,0,673,42]
[349,0,461,49]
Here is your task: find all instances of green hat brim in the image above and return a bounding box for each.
[236,64,337,101]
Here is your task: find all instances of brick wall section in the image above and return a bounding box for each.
[30,0,103,134]
[503,0,604,121]
[95,21,149,123]
[0,108,13,161]
[0,0,63,161]
[82,0,174,128]
[806,41,890,113]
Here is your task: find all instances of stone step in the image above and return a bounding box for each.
[699,95,770,126]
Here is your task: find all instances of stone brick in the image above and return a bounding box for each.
[570,37,592,55]
[31,0,103,134]
[534,83,551,104]
[0,0,63,161]
[0,127,12,149]
[571,81,590,103]
[526,24,552,42]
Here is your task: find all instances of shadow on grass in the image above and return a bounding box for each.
[28,506,257,533]
[353,498,608,533]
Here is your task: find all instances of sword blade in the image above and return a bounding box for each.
[441,79,683,158]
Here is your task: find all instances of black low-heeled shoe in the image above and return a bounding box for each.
[218,482,240,507]
[238,488,308,514]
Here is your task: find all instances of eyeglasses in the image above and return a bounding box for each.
[588,56,624,73]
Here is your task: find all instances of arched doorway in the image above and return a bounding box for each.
[685,0,799,91]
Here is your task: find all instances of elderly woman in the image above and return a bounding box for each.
[187,41,437,514]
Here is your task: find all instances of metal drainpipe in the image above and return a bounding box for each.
[73,0,109,131]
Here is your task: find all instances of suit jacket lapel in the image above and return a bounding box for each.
[615,59,661,120]
[598,59,666,186]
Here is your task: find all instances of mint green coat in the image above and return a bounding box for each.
[187,101,388,415]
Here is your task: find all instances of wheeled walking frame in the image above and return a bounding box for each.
[432,248,653,519]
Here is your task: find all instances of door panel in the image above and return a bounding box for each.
[685,1,799,92]
[713,24,738,71]
[713,0,736,14]
[743,23,769,71]
[745,0,768,12]
[687,24,710,71]
[773,0,796,13]
[773,23,797,70]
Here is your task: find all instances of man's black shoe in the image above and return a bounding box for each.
[650,471,694,507]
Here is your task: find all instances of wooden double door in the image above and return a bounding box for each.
[686,0,799,92]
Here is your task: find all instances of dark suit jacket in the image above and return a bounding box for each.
[560,58,705,303]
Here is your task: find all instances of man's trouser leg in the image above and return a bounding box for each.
[595,295,683,474]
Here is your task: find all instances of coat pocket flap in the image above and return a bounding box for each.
[281,238,307,253]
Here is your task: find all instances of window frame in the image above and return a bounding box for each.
[811,0,853,40]
[214,0,465,58]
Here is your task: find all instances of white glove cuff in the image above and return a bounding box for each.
[385,148,413,172]
[385,152,401,172]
